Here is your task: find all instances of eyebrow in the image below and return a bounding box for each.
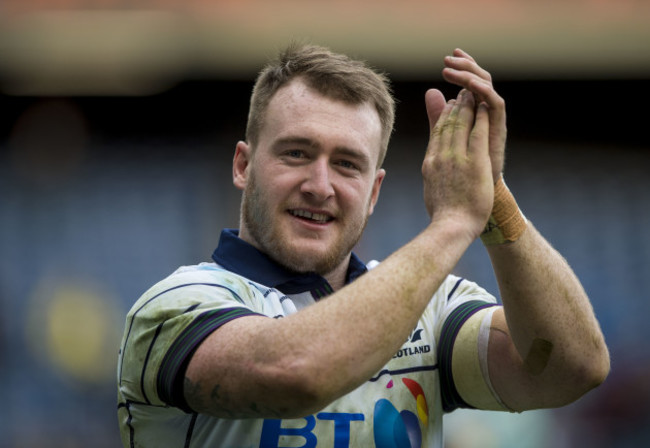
[274,136,318,149]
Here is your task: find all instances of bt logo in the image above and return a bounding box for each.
[259,378,428,448]
[260,413,363,448]
[374,378,429,448]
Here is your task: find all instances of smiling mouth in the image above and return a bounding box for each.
[289,209,333,224]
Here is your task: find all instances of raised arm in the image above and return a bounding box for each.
[184,90,494,419]
[486,223,610,410]
[442,49,610,411]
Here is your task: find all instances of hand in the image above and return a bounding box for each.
[442,49,507,182]
[422,88,493,240]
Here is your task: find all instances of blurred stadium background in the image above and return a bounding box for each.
[1,1,649,447]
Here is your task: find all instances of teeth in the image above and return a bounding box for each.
[291,210,330,222]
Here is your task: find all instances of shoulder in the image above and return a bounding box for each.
[127,262,265,319]
[438,275,496,305]
[367,260,494,304]
[416,274,497,339]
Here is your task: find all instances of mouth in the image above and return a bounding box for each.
[289,209,334,224]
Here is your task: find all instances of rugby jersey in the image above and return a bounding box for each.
[117,229,497,447]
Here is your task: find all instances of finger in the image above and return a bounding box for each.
[425,98,455,158]
[429,88,468,159]
[468,79,506,132]
[430,90,456,137]
[467,79,503,109]
[434,90,467,158]
[442,66,492,95]
[443,70,500,110]
[429,98,457,153]
[443,56,491,83]
[425,89,447,130]
[450,90,476,157]
[453,48,476,63]
[468,102,490,158]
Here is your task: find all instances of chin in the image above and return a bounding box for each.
[276,242,343,276]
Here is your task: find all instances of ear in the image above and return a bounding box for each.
[367,168,386,216]
[233,141,252,190]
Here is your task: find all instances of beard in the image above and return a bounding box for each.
[241,169,370,276]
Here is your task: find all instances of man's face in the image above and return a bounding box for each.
[234,78,385,276]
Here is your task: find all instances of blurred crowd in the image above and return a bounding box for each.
[1,83,649,447]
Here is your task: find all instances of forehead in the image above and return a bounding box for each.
[259,79,382,158]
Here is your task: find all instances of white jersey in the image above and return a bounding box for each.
[117,229,497,447]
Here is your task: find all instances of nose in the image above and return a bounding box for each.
[301,158,335,201]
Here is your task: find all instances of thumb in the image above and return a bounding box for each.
[425,89,447,130]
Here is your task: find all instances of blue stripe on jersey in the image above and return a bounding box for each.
[140,322,165,405]
[117,401,136,448]
[438,300,497,412]
[447,277,464,302]
[368,364,438,382]
[157,307,263,412]
[184,413,198,448]
[118,400,199,448]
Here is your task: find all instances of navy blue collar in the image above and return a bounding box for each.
[211,229,367,296]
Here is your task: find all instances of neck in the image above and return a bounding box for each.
[323,258,350,292]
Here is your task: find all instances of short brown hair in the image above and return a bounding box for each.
[246,42,395,168]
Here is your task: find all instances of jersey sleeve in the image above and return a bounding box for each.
[117,266,266,412]
[433,275,500,413]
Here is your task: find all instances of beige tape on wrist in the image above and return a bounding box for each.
[480,175,527,246]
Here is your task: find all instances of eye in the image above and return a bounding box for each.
[285,149,305,159]
[279,149,306,163]
[337,159,359,171]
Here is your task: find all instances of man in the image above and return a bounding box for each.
[117,43,609,447]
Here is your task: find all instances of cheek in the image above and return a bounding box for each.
[253,167,293,199]
[267,164,304,189]
[340,182,375,215]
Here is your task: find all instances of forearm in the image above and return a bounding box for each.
[486,222,609,406]
[187,221,475,418]
[187,83,493,418]
[297,222,475,389]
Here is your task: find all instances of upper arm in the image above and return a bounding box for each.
[436,276,507,412]
[183,314,286,418]
[486,308,556,412]
[453,306,555,412]
[455,304,605,413]
[117,270,299,418]
[183,313,326,419]
[450,306,512,412]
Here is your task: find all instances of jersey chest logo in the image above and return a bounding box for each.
[393,326,432,360]
[259,377,429,448]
